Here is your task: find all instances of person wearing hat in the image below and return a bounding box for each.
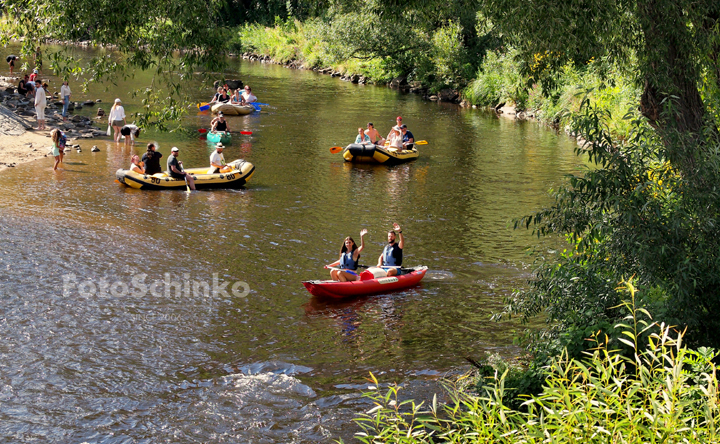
[29,69,38,83]
[400,124,414,150]
[108,98,126,143]
[141,142,163,175]
[167,147,196,190]
[210,112,229,134]
[208,143,230,174]
[385,125,404,150]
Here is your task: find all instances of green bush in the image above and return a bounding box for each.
[344,281,720,443]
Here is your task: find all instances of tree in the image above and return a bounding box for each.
[2,0,229,127]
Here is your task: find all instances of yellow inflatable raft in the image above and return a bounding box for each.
[342,143,419,165]
[116,159,255,190]
[211,103,255,115]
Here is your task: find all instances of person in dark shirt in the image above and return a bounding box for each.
[400,124,414,150]
[377,222,405,276]
[167,147,196,190]
[210,112,229,133]
[141,143,163,175]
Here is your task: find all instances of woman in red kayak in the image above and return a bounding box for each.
[326,229,367,281]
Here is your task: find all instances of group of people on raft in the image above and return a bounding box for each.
[127,142,231,191]
[354,116,415,151]
[209,84,258,105]
[326,223,406,281]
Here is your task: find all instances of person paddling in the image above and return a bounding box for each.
[377,223,404,276]
[167,147,196,190]
[326,229,367,281]
[211,112,229,133]
[208,143,230,174]
[364,122,383,145]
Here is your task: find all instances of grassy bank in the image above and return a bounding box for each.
[233,20,640,139]
[345,283,720,443]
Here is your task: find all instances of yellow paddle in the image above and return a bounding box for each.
[385,140,428,146]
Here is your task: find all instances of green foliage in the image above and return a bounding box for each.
[346,283,720,443]
[463,49,525,107]
[508,95,720,348]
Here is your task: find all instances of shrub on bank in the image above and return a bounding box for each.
[344,282,720,443]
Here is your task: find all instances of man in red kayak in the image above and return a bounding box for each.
[377,222,404,276]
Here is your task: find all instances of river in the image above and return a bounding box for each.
[0,46,585,442]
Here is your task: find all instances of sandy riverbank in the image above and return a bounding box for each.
[0,110,56,174]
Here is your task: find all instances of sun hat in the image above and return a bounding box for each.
[218,112,224,117]
[215,143,225,149]
[171,147,179,152]
[114,98,121,103]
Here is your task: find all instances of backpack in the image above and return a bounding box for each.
[57,132,67,149]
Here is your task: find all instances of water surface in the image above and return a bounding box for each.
[0,49,586,442]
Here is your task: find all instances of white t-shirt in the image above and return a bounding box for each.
[60,84,71,98]
[208,151,225,174]
[108,105,126,122]
[34,86,46,108]
[242,92,257,103]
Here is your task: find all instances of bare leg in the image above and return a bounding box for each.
[386,268,398,277]
[58,150,64,163]
[53,156,60,170]
[186,174,196,190]
[330,269,339,281]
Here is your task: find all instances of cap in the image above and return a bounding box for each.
[171,147,179,152]
[114,98,121,103]
[396,116,402,120]
[33,68,38,73]
[215,143,225,149]
[400,124,407,129]
[218,112,224,117]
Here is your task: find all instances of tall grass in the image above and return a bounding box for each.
[343,280,720,443]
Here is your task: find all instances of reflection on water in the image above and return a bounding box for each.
[0,48,585,441]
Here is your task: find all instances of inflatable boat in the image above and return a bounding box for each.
[116,159,254,190]
[207,131,231,144]
[302,266,428,299]
[341,143,418,165]
[211,103,255,115]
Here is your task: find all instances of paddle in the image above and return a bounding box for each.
[414,140,428,145]
[197,102,210,111]
[200,129,252,135]
[329,146,343,154]
[198,128,208,134]
[324,266,358,276]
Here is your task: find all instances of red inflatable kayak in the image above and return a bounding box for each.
[302,266,428,299]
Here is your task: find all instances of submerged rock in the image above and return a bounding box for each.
[91,145,100,152]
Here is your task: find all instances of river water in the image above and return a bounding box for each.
[0,47,585,442]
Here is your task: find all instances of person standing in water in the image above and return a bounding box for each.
[377,223,404,276]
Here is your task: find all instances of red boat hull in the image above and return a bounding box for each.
[302,266,428,299]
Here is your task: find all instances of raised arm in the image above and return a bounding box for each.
[394,222,404,249]
[354,229,367,259]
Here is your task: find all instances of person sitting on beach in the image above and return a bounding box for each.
[326,229,367,282]
[241,85,257,103]
[400,124,414,150]
[377,223,404,276]
[167,147,196,190]
[141,143,163,175]
[364,122,383,145]
[17,77,28,96]
[208,143,231,174]
[355,127,371,144]
[386,126,404,150]
[24,75,35,96]
[120,124,141,147]
[129,154,145,174]
[211,112,229,133]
